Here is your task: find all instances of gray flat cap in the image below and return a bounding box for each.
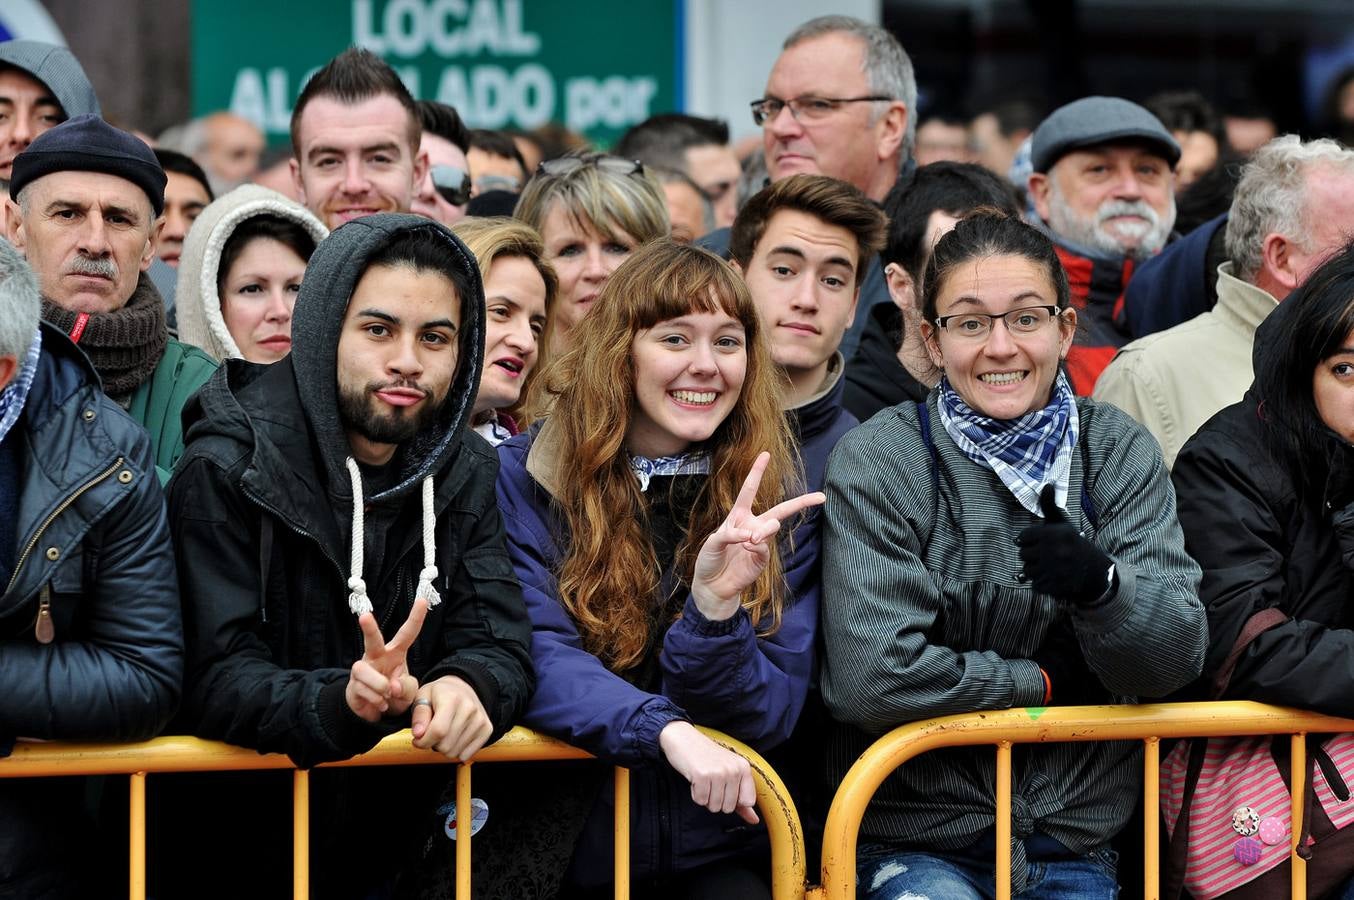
[1030,96,1179,173]
[0,40,101,120]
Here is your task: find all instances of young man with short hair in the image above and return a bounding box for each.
[730,173,886,489]
[290,48,429,230]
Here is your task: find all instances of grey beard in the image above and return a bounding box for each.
[1047,187,1175,261]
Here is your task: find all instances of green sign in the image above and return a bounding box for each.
[191,0,681,145]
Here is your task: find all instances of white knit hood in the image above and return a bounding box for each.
[174,184,328,363]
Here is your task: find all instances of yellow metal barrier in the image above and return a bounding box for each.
[813,701,1354,900]
[1,724,806,900]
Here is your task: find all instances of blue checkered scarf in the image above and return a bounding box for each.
[937,370,1079,517]
[0,327,41,446]
[628,450,710,492]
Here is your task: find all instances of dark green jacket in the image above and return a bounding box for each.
[126,338,217,483]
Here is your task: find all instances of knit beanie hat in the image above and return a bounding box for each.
[0,40,101,121]
[9,115,166,215]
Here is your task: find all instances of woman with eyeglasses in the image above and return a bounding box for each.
[514,150,669,354]
[820,211,1206,899]
[485,239,823,899]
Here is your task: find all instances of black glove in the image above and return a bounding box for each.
[1017,485,1114,606]
[1029,614,1113,706]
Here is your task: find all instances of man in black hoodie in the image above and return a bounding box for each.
[163,214,534,896]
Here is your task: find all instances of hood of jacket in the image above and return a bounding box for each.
[175,184,329,363]
[288,213,486,506]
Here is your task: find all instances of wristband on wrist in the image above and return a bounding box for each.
[1038,667,1052,706]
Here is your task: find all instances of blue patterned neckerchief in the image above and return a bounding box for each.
[937,370,1079,517]
[628,450,710,492]
[0,327,41,446]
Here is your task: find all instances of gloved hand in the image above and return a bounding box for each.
[1017,485,1114,606]
[1029,614,1113,706]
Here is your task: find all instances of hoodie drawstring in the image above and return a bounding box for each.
[413,476,442,607]
[346,457,442,618]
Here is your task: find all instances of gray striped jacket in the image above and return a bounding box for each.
[821,395,1206,891]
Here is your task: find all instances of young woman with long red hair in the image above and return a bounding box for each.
[493,239,823,899]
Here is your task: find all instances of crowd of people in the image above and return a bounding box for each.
[2,13,1354,899]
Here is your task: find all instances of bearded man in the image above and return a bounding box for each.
[1027,96,1180,394]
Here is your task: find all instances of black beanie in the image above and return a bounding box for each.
[9,115,166,216]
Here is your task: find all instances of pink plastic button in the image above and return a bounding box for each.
[1258,817,1286,846]
[1232,805,1260,836]
[1234,837,1263,866]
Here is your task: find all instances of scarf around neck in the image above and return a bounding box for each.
[41,274,167,399]
[938,370,1079,516]
[628,449,710,492]
[0,327,41,445]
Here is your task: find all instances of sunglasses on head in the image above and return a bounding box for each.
[431,164,472,206]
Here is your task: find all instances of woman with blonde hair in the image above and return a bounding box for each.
[452,217,557,444]
[494,239,822,898]
[514,151,669,352]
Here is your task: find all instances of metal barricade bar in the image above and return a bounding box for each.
[814,702,1354,900]
[2,725,805,900]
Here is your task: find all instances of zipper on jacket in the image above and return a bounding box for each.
[5,456,125,597]
[33,584,53,644]
[240,485,371,659]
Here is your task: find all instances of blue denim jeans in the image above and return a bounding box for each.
[857,847,1119,900]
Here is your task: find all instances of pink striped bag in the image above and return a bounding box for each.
[1160,732,1354,898]
[1160,607,1354,899]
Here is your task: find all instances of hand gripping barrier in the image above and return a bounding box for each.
[810,701,1354,900]
[0,725,807,900]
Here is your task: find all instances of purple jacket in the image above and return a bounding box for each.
[495,419,821,885]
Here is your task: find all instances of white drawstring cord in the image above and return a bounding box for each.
[346,459,441,615]
[413,476,442,608]
[346,458,373,616]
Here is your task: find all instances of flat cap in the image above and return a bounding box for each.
[0,40,100,120]
[10,115,166,215]
[1031,96,1180,174]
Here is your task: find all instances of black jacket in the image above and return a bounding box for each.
[843,303,929,423]
[1173,391,1354,715]
[2,323,182,896]
[166,215,534,768]
[2,322,182,737]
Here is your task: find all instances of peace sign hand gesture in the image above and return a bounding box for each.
[690,452,826,621]
[344,597,430,722]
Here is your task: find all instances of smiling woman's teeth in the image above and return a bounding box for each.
[979,372,1027,385]
[671,390,716,405]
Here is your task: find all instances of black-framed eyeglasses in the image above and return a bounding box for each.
[430,164,472,206]
[934,306,1064,340]
[537,155,645,178]
[750,94,894,126]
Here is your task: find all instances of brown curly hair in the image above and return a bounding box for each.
[536,239,800,671]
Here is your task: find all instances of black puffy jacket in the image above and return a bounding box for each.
[1,322,183,895]
[1,322,182,737]
[1172,287,1354,713]
[1173,392,1354,714]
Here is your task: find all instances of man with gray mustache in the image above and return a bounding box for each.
[1025,97,1180,395]
[5,115,217,479]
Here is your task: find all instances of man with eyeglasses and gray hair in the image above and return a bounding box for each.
[736,15,915,357]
